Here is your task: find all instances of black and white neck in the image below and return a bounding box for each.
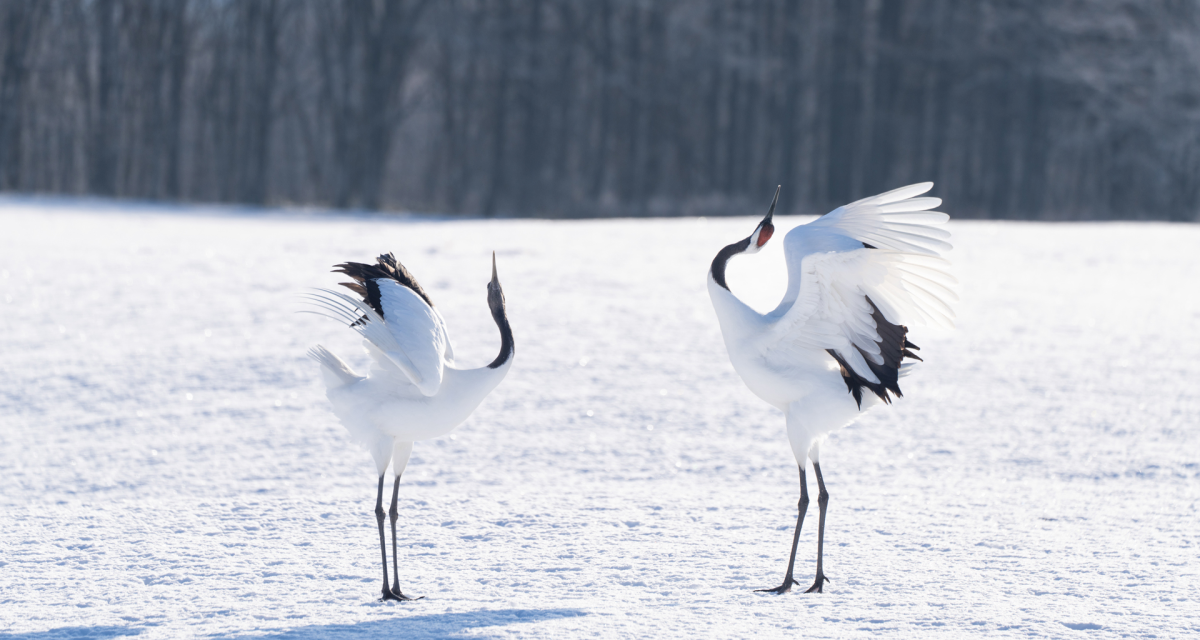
[486,253,515,369]
[710,186,779,291]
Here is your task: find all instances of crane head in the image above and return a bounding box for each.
[487,252,506,310]
[745,185,779,254]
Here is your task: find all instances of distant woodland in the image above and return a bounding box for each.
[1,0,1198,220]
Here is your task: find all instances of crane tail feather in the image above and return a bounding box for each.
[308,345,362,389]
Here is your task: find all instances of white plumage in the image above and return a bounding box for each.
[708,183,957,594]
[306,252,514,601]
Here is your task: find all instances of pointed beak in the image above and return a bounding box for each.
[764,185,780,224]
[754,186,780,247]
[490,251,499,285]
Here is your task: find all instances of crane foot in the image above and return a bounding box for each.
[382,588,423,602]
[755,577,800,594]
[804,574,830,593]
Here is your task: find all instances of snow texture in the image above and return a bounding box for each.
[1,198,1198,639]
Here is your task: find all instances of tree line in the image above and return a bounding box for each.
[1,0,1198,220]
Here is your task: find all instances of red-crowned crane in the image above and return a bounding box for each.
[306,252,514,600]
[707,184,956,593]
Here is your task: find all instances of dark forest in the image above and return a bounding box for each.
[1,0,1198,220]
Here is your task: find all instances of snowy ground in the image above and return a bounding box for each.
[1,197,1197,639]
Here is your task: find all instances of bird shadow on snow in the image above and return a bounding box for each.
[0,610,586,640]
[219,608,589,640]
[0,627,141,640]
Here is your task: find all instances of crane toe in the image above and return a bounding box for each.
[755,577,801,594]
[381,588,423,602]
[803,574,830,593]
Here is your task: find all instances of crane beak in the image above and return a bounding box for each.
[753,185,780,248]
[490,252,499,285]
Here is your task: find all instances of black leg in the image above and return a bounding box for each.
[389,476,401,592]
[804,462,831,593]
[756,465,809,594]
[388,475,422,600]
[375,474,401,601]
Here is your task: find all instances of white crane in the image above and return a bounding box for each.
[708,183,956,594]
[304,252,514,601]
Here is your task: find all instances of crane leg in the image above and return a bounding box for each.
[388,474,421,600]
[375,474,402,601]
[804,462,831,593]
[756,465,809,594]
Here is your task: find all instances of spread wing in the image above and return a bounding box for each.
[806,181,952,256]
[315,253,453,396]
[375,278,450,396]
[763,183,957,404]
[303,281,449,397]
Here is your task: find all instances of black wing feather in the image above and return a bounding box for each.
[828,296,922,409]
[332,252,434,325]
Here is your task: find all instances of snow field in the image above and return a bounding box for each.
[1,199,1198,638]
